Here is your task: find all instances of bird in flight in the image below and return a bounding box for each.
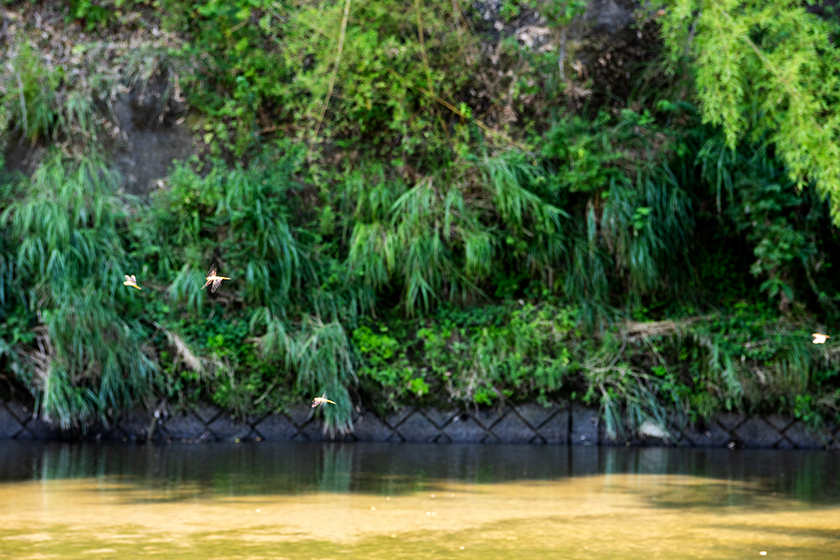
[201,268,231,293]
[812,333,830,344]
[123,274,142,290]
[311,392,336,408]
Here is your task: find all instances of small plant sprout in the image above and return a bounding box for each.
[201,268,231,293]
[123,275,141,290]
[812,333,829,344]
[311,392,336,408]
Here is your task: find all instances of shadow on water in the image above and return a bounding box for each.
[0,441,838,508]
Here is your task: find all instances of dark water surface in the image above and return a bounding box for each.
[0,442,838,558]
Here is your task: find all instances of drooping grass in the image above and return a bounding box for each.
[251,309,356,434]
[1,151,157,429]
[344,151,570,316]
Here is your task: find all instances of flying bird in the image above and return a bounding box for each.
[812,333,830,344]
[201,268,231,293]
[311,392,336,408]
[123,274,142,290]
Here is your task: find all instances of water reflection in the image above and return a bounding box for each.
[1,442,837,504]
[0,442,838,559]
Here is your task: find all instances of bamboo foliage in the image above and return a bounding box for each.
[652,0,840,222]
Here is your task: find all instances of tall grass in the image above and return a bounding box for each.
[344,151,569,316]
[1,152,156,429]
[1,42,102,144]
[147,153,307,312]
[251,309,356,434]
[142,150,366,432]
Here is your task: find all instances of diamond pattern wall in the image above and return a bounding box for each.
[0,398,837,449]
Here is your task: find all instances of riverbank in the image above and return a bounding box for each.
[1,397,836,449]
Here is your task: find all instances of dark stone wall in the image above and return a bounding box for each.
[1,395,838,449]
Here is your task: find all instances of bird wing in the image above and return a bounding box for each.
[130,275,137,283]
[201,279,212,290]
[124,275,132,283]
[211,278,223,293]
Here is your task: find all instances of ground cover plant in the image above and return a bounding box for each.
[1,0,839,437]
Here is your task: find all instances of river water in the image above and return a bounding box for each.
[0,442,838,559]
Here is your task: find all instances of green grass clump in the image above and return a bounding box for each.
[1,153,156,429]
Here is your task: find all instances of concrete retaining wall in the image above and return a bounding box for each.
[1,397,838,449]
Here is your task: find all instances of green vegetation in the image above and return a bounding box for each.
[652,0,840,221]
[1,1,839,437]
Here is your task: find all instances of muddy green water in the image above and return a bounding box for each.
[0,443,838,559]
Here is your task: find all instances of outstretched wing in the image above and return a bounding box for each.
[123,274,141,289]
[211,278,223,293]
[201,267,216,290]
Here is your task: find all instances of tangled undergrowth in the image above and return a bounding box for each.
[1,1,839,437]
